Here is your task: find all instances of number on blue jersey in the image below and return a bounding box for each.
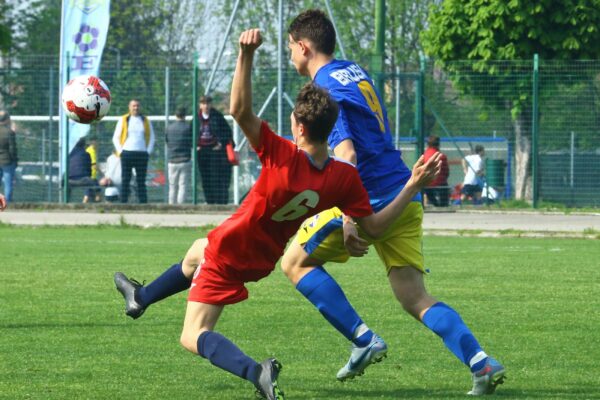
[358,80,385,132]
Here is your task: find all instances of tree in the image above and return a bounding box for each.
[19,0,60,56]
[0,1,60,115]
[0,12,11,54]
[422,0,600,200]
[210,0,433,133]
[214,0,433,70]
[101,0,211,115]
[0,0,13,109]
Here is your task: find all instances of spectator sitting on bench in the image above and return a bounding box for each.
[99,152,121,203]
[68,136,99,203]
[85,134,101,202]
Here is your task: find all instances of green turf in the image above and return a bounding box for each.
[1,226,599,399]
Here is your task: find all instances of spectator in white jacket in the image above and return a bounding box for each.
[112,99,155,204]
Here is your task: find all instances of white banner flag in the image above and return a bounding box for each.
[59,0,111,156]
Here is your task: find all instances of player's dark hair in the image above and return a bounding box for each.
[293,82,338,143]
[475,144,485,154]
[175,106,187,119]
[288,9,336,56]
[427,135,440,148]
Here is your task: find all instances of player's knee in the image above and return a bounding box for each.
[280,256,292,276]
[184,238,207,266]
[180,327,202,353]
[179,330,196,353]
[180,327,212,354]
[397,290,436,319]
[280,253,301,280]
[399,298,422,319]
[389,268,435,318]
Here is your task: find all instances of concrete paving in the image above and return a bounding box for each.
[422,210,600,233]
[1,209,599,234]
[0,210,228,228]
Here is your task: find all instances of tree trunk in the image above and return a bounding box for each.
[513,112,532,200]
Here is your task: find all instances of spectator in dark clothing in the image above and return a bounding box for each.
[0,110,18,203]
[68,137,98,203]
[167,107,193,204]
[423,135,450,207]
[196,95,234,204]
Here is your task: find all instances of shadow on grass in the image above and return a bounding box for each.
[312,386,600,399]
[0,320,176,329]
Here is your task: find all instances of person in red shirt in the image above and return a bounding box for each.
[423,135,450,207]
[114,29,440,400]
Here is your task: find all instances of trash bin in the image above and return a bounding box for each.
[485,159,505,187]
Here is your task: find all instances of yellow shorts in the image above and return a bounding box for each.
[294,202,424,274]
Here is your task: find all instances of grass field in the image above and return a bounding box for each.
[1,225,599,399]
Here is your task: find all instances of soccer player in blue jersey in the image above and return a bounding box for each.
[280,9,505,395]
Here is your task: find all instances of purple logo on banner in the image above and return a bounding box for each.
[62,0,110,72]
[74,24,99,52]
[72,23,102,71]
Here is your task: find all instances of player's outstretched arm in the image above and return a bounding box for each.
[355,153,442,238]
[230,28,263,149]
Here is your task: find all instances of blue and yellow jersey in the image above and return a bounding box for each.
[314,59,412,203]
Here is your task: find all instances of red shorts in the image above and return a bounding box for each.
[187,257,273,305]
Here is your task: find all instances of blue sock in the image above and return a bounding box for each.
[422,302,485,371]
[138,263,190,307]
[296,266,373,346]
[197,331,260,383]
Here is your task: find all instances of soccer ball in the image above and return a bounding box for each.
[62,75,111,124]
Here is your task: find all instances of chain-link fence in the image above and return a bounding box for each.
[394,58,600,207]
[1,56,599,207]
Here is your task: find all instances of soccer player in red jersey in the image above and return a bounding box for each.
[114,29,440,400]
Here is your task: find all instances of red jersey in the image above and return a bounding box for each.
[424,147,449,186]
[205,121,372,273]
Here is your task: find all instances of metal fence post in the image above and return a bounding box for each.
[532,54,539,208]
[570,131,575,206]
[164,66,170,204]
[233,123,240,205]
[371,0,385,96]
[48,65,55,202]
[277,0,283,135]
[63,52,71,204]
[394,67,400,149]
[415,55,425,162]
[506,141,513,199]
[192,55,199,205]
